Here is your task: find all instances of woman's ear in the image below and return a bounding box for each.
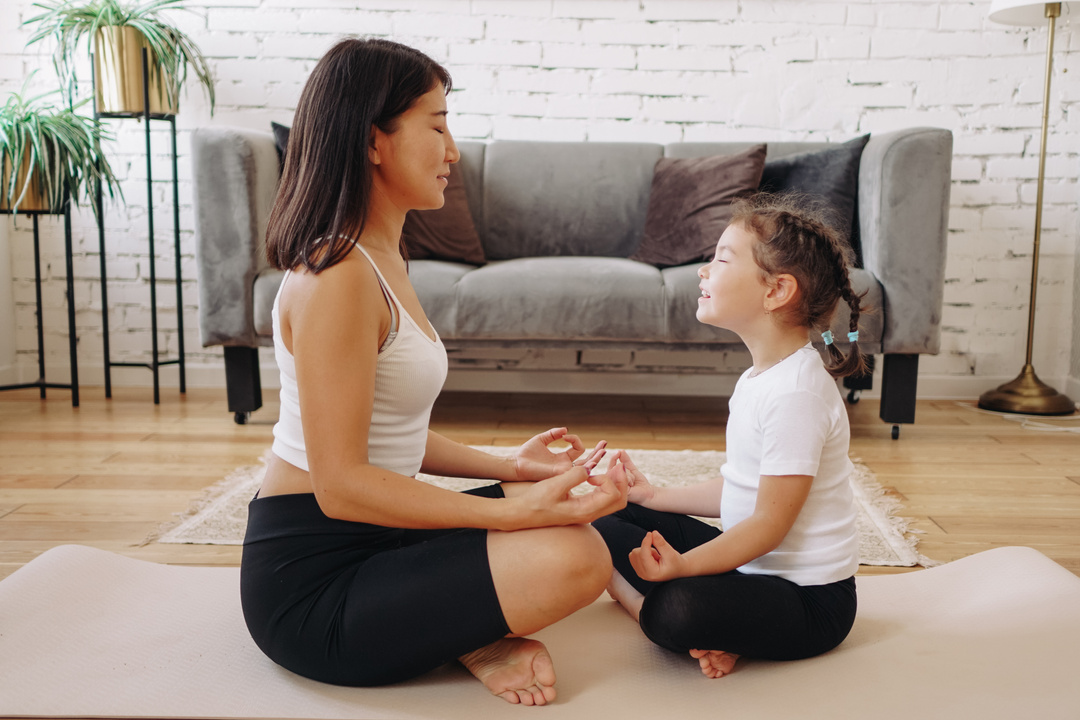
[368,126,382,165]
[764,273,798,313]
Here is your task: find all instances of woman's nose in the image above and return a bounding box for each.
[446,131,461,164]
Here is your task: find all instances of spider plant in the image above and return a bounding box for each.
[0,76,120,216]
[24,0,215,113]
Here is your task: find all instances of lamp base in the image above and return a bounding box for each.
[978,364,1076,415]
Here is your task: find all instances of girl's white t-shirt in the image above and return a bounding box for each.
[719,344,859,586]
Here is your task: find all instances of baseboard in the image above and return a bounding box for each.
[0,362,17,386]
[1065,375,1080,405]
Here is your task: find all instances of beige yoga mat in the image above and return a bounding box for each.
[4,544,1080,719]
[2,545,1079,720]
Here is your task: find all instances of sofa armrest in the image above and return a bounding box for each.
[858,127,952,355]
[191,126,280,347]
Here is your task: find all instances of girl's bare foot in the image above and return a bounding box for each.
[459,637,557,706]
[689,648,740,678]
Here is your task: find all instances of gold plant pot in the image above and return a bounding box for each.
[0,151,53,213]
[94,25,177,116]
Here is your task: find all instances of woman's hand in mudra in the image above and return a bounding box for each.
[511,427,607,482]
[511,456,629,529]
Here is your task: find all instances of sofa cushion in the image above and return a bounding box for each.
[481,142,661,260]
[452,257,665,342]
[631,144,767,268]
[759,134,870,261]
[661,264,884,349]
[402,167,485,266]
[408,259,474,336]
[252,269,285,341]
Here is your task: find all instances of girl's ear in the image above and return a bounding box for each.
[764,273,798,313]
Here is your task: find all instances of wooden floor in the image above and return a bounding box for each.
[1,385,1079,581]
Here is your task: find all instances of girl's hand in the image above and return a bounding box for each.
[512,427,606,482]
[511,457,628,528]
[628,531,686,583]
[611,450,655,505]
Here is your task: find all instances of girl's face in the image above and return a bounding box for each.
[370,84,460,212]
[696,222,771,332]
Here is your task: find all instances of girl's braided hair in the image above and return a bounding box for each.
[731,193,869,379]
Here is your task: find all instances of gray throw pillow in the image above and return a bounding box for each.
[631,144,767,268]
[268,122,484,266]
[759,134,870,261]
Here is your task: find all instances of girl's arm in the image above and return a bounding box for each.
[617,450,723,518]
[629,474,813,582]
[288,256,626,532]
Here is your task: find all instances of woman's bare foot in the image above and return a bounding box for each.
[459,637,557,706]
[689,648,740,678]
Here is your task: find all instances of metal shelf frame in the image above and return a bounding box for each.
[93,47,185,404]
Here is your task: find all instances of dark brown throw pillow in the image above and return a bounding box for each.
[268,121,484,265]
[402,167,486,265]
[631,144,767,268]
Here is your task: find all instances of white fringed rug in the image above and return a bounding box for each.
[153,448,930,567]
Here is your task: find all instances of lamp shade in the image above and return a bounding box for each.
[990,0,1079,25]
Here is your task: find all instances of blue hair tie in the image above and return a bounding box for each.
[821,330,834,345]
[848,331,859,343]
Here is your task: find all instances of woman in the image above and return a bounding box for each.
[239,37,628,707]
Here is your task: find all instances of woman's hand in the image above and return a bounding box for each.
[610,450,656,505]
[628,531,686,583]
[511,427,607,482]
[508,457,628,529]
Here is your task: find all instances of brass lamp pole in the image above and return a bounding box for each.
[979,1,1076,415]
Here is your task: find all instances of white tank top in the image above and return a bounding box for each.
[270,244,448,477]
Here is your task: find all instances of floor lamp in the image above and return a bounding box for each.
[979,1,1077,415]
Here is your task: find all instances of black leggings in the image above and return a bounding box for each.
[593,503,857,661]
[240,484,510,687]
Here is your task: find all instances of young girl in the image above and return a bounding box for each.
[596,193,866,679]
[240,38,628,707]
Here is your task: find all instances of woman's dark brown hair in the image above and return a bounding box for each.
[731,193,869,379]
[266,38,452,273]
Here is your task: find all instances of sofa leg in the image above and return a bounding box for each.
[843,354,875,403]
[880,354,919,435]
[224,346,263,423]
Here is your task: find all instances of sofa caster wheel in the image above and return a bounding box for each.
[234,412,251,425]
[891,424,900,440]
[847,389,861,404]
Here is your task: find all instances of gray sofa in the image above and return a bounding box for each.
[192,127,952,436]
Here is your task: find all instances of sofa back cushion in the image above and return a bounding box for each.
[481,141,661,259]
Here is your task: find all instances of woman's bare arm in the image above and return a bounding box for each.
[284,253,626,531]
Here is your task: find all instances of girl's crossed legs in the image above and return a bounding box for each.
[593,504,857,677]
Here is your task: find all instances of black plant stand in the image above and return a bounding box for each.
[0,202,79,406]
[93,48,185,404]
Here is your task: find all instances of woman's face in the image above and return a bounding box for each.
[370,84,460,212]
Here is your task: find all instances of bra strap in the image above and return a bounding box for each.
[351,242,400,348]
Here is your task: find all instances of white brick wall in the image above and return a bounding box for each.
[1,0,1078,399]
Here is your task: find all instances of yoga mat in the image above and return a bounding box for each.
[2,545,1078,719]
